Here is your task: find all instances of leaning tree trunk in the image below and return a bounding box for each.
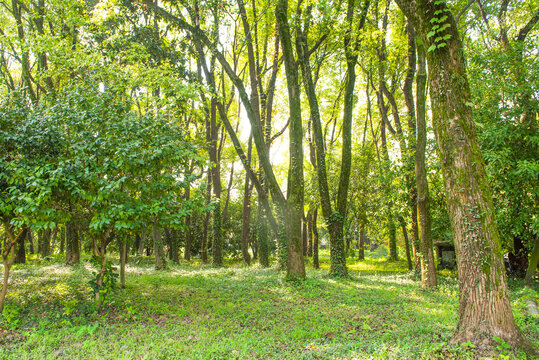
[395,0,525,348]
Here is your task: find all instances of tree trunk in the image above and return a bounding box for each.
[508,236,528,277]
[153,220,166,270]
[0,226,27,313]
[525,236,539,283]
[276,0,305,280]
[65,221,80,265]
[415,41,437,288]
[185,186,192,261]
[257,204,270,267]
[137,227,147,256]
[28,230,35,255]
[312,209,319,269]
[302,217,308,257]
[13,230,25,264]
[307,209,313,258]
[399,217,413,271]
[210,98,223,267]
[120,238,126,289]
[395,0,525,348]
[164,227,178,263]
[240,139,253,266]
[39,229,52,258]
[358,225,365,261]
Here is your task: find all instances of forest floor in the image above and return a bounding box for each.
[0,250,538,359]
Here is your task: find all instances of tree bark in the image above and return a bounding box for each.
[0,225,27,312]
[395,0,525,348]
[120,237,126,289]
[525,237,539,283]
[13,230,25,264]
[312,209,319,269]
[276,0,305,280]
[65,221,80,264]
[358,225,365,261]
[415,40,437,288]
[153,220,166,270]
[399,217,413,271]
[185,187,192,261]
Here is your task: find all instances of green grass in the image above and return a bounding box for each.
[1,251,537,359]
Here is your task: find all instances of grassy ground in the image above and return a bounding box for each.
[0,250,538,359]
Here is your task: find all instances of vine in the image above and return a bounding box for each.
[427,1,452,52]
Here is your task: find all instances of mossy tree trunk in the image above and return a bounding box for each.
[395,0,525,348]
[276,0,305,280]
[415,38,437,288]
[295,1,369,278]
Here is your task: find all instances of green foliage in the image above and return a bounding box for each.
[1,303,21,329]
[88,257,119,304]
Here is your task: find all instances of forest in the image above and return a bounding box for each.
[0,0,538,359]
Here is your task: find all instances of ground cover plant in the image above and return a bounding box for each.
[1,251,537,359]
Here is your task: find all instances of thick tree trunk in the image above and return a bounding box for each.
[65,221,80,265]
[395,0,525,348]
[276,0,305,280]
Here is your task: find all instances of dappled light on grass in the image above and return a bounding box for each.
[1,257,537,359]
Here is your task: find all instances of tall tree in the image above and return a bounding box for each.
[394,0,526,348]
